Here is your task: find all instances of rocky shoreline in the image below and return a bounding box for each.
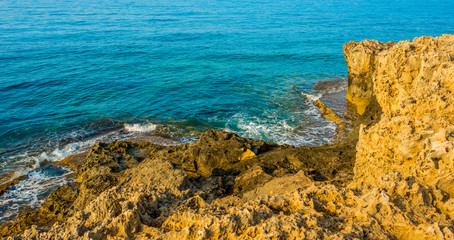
[2,34,454,239]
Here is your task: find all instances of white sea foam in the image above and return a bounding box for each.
[301,92,322,103]
[295,79,348,145]
[2,122,162,184]
[224,112,315,146]
[0,167,72,222]
[37,126,154,163]
[220,97,340,147]
[0,122,185,221]
[300,92,339,146]
[124,123,157,133]
[0,145,81,221]
[0,129,125,220]
[5,154,40,182]
[36,135,112,163]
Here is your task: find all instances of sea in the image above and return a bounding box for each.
[0,0,453,222]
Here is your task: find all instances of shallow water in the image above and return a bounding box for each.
[1,0,453,222]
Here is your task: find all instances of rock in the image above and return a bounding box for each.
[239,148,256,161]
[345,35,454,199]
[162,129,281,178]
[315,99,346,142]
[241,170,312,201]
[233,165,273,194]
[1,125,360,239]
[343,39,392,115]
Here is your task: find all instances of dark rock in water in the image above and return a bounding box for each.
[312,77,347,93]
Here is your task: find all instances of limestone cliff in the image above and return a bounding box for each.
[345,34,454,198]
[3,35,454,240]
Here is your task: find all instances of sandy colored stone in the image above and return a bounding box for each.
[239,148,256,161]
[345,35,454,200]
[315,99,346,142]
[14,172,454,239]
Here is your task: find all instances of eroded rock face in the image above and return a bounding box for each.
[12,172,454,240]
[1,126,358,238]
[345,35,454,199]
[343,39,392,114]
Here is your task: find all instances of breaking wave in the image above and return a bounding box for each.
[124,123,158,133]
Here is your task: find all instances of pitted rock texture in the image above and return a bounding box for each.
[345,34,454,198]
[1,127,358,239]
[10,173,454,240]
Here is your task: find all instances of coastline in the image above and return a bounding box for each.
[2,34,454,239]
[0,80,359,237]
[0,78,346,213]
[0,78,350,223]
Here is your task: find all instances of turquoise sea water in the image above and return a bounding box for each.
[1,0,453,221]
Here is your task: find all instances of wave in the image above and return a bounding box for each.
[124,123,158,133]
[222,111,336,147]
[301,92,322,103]
[0,121,170,184]
[0,120,176,222]
[0,167,72,222]
[226,114,294,141]
[0,129,125,221]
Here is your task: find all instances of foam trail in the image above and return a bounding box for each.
[124,123,157,133]
[0,167,72,222]
[2,155,40,184]
[0,122,185,222]
[1,122,163,185]
[301,92,322,103]
[222,111,336,146]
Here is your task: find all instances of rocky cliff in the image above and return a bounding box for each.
[2,35,454,240]
[345,34,454,197]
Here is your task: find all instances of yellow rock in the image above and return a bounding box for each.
[314,99,346,141]
[345,34,454,200]
[346,89,370,115]
[239,148,256,160]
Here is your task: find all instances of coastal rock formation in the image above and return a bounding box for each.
[345,34,454,198]
[10,171,454,240]
[0,127,357,239]
[3,34,454,239]
[315,99,346,142]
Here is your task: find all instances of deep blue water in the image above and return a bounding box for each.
[1,0,453,221]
